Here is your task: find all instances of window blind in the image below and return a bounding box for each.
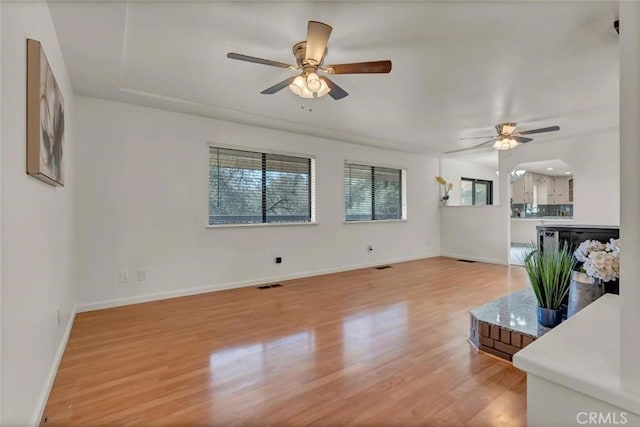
[344,163,403,221]
[209,147,313,225]
[373,166,402,220]
[345,163,373,221]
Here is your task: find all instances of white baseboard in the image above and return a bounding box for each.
[76,253,437,313]
[31,307,77,427]
[440,253,508,265]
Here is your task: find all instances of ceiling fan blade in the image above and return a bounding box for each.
[324,60,392,74]
[459,135,495,141]
[305,21,332,65]
[517,125,560,136]
[321,77,348,100]
[227,53,295,69]
[512,136,534,143]
[261,76,297,95]
[445,139,496,154]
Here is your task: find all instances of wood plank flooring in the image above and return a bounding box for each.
[43,257,528,426]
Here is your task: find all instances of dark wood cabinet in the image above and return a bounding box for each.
[537,224,619,252]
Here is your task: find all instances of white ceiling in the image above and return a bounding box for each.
[444,150,499,169]
[513,159,572,177]
[48,1,619,155]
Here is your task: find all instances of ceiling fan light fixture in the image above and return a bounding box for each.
[306,72,322,92]
[289,75,313,98]
[228,20,392,100]
[289,73,331,98]
[493,137,519,151]
[316,78,331,97]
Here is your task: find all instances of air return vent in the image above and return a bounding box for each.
[256,284,283,290]
[374,265,393,270]
[458,259,477,263]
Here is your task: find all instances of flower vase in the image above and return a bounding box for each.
[567,271,605,318]
[441,197,449,206]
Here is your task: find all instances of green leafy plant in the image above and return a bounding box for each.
[522,243,576,310]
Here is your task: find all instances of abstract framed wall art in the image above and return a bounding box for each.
[26,39,65,187]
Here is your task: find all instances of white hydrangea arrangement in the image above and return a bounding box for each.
[574,238,620,282]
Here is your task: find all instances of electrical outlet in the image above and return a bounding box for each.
[137,270,146,281]
[119,272,128,284]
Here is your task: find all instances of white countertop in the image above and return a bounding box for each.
[513,294,640,415]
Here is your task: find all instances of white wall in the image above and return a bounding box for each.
[439,205,509,264]
[0,2,3,420]
[1,2,76,426]
[74,96,440,310]
[510,219,539,246]
[0,2,2,422]
[437,158,507,263]
[620,1,640,395]
[439,158,499,205]
[501,130,620,227]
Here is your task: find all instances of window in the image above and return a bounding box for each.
[209,147,314,225]
[460,177,493,206]
[344,163,404,221]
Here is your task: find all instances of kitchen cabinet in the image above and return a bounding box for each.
[534,174,549,204]
[512,177,525,203]
[569,178,574,203]
[512,173,534,203]
[549,177,570,205]
[524,173,533,203]
[533,174,548,184]
[511,173,573,205]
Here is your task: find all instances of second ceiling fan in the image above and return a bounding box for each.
[227,20,392,100]
[446,122,561,154]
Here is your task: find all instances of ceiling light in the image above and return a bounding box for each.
[306,72,321,92]
[316,78,330,97]
[289,75,311,98]
[546,167,554,171]
[565,171,571,175]
[493,137,519,151]
[289,72,331,99]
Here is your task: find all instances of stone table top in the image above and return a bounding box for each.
[470,288,551,338]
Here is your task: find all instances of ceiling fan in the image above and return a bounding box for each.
[445,122,561,154]
[227,20,392,100]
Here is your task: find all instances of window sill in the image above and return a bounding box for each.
[343,219,408,224]
[440,204,502,208]
[207,222,319,229]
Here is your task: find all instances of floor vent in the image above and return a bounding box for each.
[458,259,477,263]
[374,265,393,270]
[256,284,283,290]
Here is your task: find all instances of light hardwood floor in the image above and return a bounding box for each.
[43,257,528,426]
